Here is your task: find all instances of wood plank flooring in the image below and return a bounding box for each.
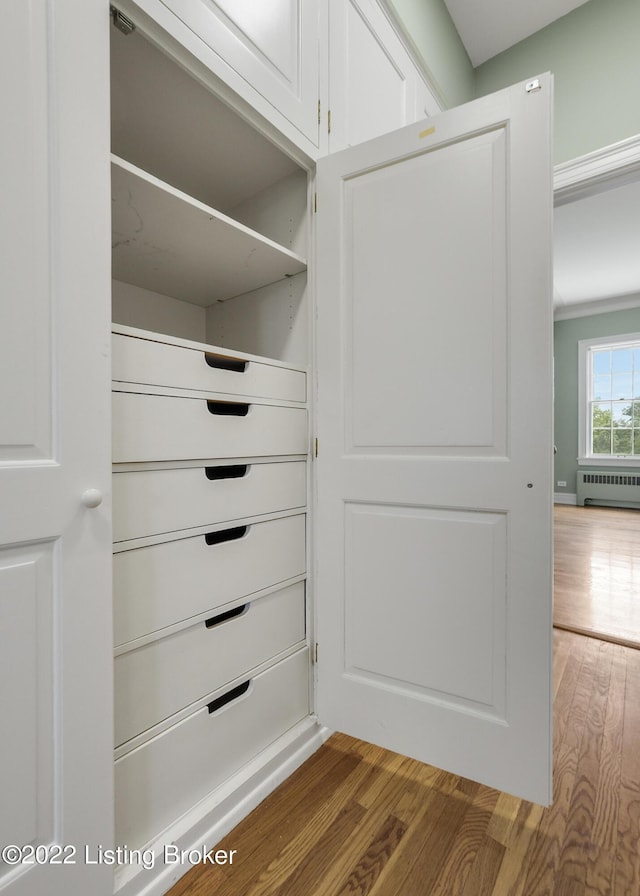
[168,629,640,896]
[554,504,640,647]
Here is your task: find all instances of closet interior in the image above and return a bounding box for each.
[109,19,312,880]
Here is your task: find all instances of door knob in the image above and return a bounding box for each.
[82,489,103,508]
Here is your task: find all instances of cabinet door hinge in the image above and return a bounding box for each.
[318,99,321,125]
[313,643,318,663]
[327,109,331,135]
[314,437,319,457]
[314,193,318,213]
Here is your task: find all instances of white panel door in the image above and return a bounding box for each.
[316,76,554,804]
[0,2,113,894]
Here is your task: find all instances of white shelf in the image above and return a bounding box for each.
[111,155,307,306]
[110,14,307,209]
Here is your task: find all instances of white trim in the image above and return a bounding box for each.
[554,292,640,321]
[114,719,330,896]
[554,492,577,505]
[578,332,640,465]
[554,134,640,205]
[579,331,640,350]
[578,456,640,468]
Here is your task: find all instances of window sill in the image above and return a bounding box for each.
[578,456,640,468]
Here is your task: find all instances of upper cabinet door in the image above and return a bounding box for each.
[315,76,554,804]
[0,2,113,895]
[327,0,440,152]
[156,0,321,152]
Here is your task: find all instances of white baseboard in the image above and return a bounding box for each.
[554,492,577,505]
[115,718,331,896]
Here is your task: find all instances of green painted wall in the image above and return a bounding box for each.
[474,0,640,163]
[386,0,475,108]
[554,305,640,496]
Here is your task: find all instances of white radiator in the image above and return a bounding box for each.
[577,471,640,508]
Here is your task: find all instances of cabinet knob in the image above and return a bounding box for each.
[82,488,103,509]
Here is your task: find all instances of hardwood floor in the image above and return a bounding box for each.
[168,629,640,896]
[554,504,640,647]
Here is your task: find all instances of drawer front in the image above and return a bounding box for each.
[114,582,305,747]
[112,333,306,403]
[112,391,307,463]
[115,648,309,851]
[113,461,306,543]
[113,513,305,646]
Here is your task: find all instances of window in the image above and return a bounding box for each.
[578,333,640,466]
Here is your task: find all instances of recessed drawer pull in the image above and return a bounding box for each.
[204,604,248,629]
[204,464,249,481]
[204,352,247,373]
[204,525,248,546]
[206,400,249,417]
[207,680,251,714]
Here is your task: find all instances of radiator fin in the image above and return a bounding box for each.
[582,473,640,486]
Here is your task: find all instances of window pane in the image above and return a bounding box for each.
[633,358,640,398]
[613,429,632,454]
[612,348,633,373]
[592,351,611,375]
[592,429,612,454]
[592,402,612,428]
[613,401,633,427]
[612,373,633,399]
[593,375,611,400]
[634,430,640,454]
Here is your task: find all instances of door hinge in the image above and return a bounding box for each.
[313,643,318,663]
[327,109,331,135]
[314,437,319,457]
[314,192,317,213]
[110,6,136,35]
[318,99,321,125]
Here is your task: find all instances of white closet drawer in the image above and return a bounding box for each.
[114,581,305,747]
[115,648,309,851]
[112,391,307,463]
[113,513,305,646]
[113,460,306,543]
[112,332,306,403]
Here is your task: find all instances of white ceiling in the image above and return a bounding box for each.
[554,181,640,311]
[443,0,592,67]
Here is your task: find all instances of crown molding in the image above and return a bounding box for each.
[554,134,640,205]
[554,292,640,322]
